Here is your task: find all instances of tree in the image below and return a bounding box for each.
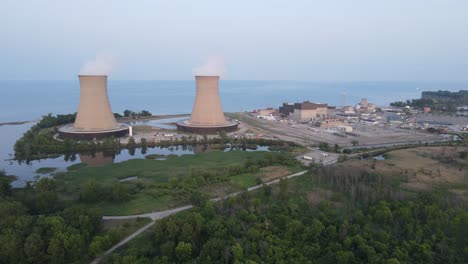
[34,178,58,213]
[88,235,111,256]
[127,137,136,156]
[24,232,45,263]
[175,242,192,262]
[279,178,288,198]
[334,144,340,153]
[190,191,209,207]
[231,243,244,263]
[110,183,131,202]
[386,258,401,264]
[80,181,104,203]
[319,142,330,151]
[140,110,152,116]
[0,170,12,197]
[336,250,355,264]
[219,130,228,142]
[123,110,133,117]
[48,235,66,264]
[140,138,148,155]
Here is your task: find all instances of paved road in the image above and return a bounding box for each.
[90,221,156,264]
[102,205,194,221]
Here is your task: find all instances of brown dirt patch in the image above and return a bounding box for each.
[259,166,291,182]
[200,182,241,198]
[449,189,468,202]
[345,147,467,187]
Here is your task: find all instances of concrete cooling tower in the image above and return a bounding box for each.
[59,75,128,139]
[177,76,238,134]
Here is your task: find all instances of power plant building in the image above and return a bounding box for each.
[289,101,328,123]
[177,76,238,133]
[59,75,128,139]
[279,102,295,117]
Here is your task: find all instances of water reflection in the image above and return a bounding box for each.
[3,144,269,187]
[79,152,115,167]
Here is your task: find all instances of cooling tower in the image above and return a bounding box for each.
[177,76,238,134]
[74,75,118,131]
[59,75,128,139]
[190,76,226,125]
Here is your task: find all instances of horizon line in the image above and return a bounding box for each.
[1,79,468,83]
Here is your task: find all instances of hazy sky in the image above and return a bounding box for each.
[1,0,468,81]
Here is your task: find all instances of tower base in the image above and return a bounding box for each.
[58,124,129,140]
[176,120,238,134]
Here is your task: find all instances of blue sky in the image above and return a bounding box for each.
[1,0,468,81]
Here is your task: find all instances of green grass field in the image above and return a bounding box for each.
[57,151,269,185]
[54,150,302,215]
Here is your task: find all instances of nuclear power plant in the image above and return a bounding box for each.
[177,76,238,133]
[59,75,129,139]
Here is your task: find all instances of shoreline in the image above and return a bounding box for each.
[117,113,190,122]
[0,121,32,126]
[0,114,191,127]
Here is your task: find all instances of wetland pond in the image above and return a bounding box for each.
[1,116,270,187]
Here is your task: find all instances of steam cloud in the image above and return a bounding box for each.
[80,55,118,75]
[193,56,226,77]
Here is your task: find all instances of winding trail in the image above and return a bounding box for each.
[91,170,309,263]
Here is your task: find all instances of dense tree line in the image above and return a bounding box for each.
[107,186,468,264]
[390,98,436,109]
[123,109,152,118]
[421,90,468,105]
[0,176,105,264]
[390,98,459,112]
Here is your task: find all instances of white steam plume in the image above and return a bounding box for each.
[193,56,226,77]
[80,55,118,75]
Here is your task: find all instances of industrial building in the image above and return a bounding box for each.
[289,101,328,123]
[279,103,295,117]
[257,108,277,116]
[357,98,376,113]
[177,76,238,134]
[58,75,129,139]
[314,117,349,129]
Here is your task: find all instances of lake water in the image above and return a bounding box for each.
[127,116,189,129]
[1,80,467,187]
[1,80,467,123]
